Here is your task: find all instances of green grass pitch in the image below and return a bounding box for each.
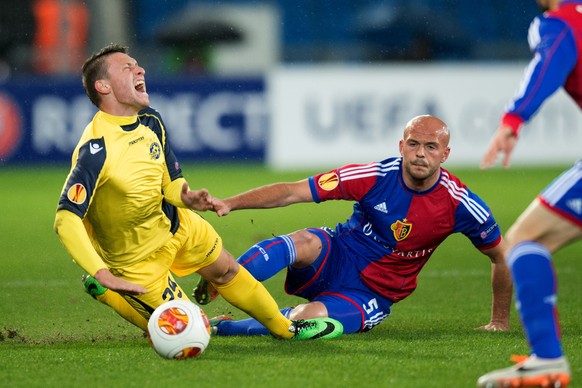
[0,163,580,387]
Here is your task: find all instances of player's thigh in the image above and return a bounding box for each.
[171,209,224,277]
[507,199,582,252]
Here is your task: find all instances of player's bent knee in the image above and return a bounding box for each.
[197,249,239,285]
[289,302,328,320]
[289,229,317,246]
[289,229,324,266]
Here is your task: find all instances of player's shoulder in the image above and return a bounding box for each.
[438,168,470,194]
[368,157,402,174]
[438,169,492,221]
[547,2,582,19]
[137,107,167,136]
[139,106,162,118]
[338,157,401,182]
[538,5,578,32]
[72,136,107,172]
[138,107,163,125]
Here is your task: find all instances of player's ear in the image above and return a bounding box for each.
[95,80,111,94]
[441,146,451,163]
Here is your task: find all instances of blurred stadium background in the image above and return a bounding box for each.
[0,0,580,168]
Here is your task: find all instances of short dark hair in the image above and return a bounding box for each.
[82,43,129,107]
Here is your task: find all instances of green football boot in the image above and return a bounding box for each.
[290,317,343,340]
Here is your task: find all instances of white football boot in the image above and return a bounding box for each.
[477,355,571,388]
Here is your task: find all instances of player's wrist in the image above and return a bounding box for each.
[500,113,524,138]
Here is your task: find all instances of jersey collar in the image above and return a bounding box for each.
[98,111,140,131]
[98,111,139,126]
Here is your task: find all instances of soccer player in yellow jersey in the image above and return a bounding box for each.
[54,43,342,340]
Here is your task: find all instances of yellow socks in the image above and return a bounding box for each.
[95,290,149,332]
[213,266,293,339]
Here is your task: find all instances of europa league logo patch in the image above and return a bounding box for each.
[318,172,339,191]
[67,183,87,204]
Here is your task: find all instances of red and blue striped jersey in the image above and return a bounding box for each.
[308,157,501,302]
[502,0,582,132]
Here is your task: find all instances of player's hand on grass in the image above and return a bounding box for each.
[480,124,518,169]
[94,268,146,295]
[477,320,510,332]
[180,182,214,211]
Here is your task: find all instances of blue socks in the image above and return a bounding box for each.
[237,235,297,281]
[509,242,562,358]
[216,307,293,336]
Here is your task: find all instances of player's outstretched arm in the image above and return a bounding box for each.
[214,180,313,217]
[480,125,518,169]
[477,243,512,332]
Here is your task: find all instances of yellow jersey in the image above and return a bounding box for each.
[57,107,183,270]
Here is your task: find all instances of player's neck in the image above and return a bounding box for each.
[402,170,441,192]
[99,102,142,117]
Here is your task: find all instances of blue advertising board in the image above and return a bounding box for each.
[0,76,267,164]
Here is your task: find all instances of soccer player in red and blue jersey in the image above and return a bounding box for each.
[479,0,581,386]
[199,115,512,337]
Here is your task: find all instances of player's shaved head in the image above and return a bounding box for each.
[403,115,450,147]
[399,114,451,191]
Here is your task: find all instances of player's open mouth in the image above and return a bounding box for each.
[135,80,146,93]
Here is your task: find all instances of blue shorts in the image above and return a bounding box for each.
[540,161,582,228]
[284,228,393,334]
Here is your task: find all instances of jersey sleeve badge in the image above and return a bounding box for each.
[67,183,87,204]
[317,172,339,191]
[149,141,161,159]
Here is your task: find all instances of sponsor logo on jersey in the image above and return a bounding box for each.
[89,142,103,154]
[566,198,582,215]
[205,237,219,258]
[393,246,435,259]
[128,136,145,146]
[318,172,339,191]
[391,219,412,241]
[0,93,23,160]
[67,183,87,204]
[149,142,161,159]
[374,202,388,213]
